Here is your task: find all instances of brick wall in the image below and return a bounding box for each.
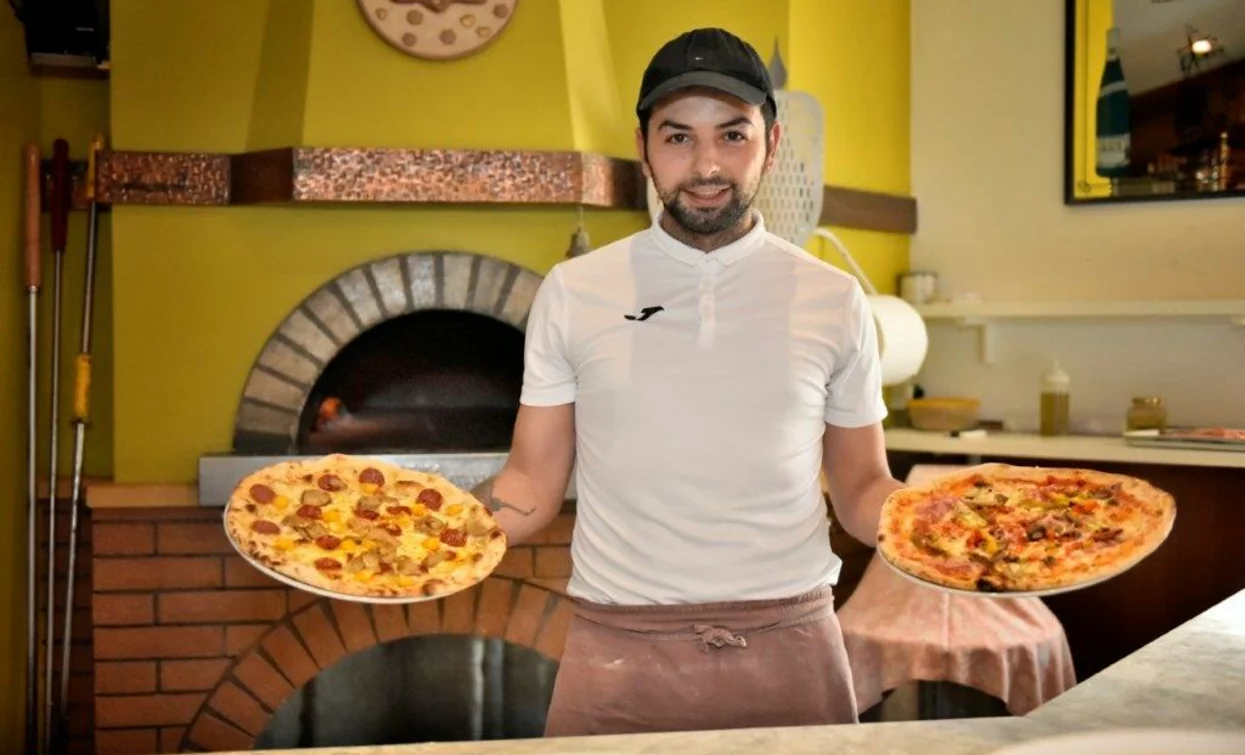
[90,506,577,754]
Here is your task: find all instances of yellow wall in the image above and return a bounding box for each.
[0,8,112,750]
[109,0,911,483]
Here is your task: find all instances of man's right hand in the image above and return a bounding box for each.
[471,403,575,545]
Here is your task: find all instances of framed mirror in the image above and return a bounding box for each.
[1064,0,1245,204]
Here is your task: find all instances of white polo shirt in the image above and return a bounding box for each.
[520,212,887,605]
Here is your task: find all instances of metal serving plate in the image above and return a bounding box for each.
[198,452,577,507]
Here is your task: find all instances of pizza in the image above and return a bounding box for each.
[1162,427,1245,443]
[877,463,1175,593]
[224,454,507,600]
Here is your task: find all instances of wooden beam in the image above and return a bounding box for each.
[821,186,917,234]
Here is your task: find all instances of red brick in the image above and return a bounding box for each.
[187,712,253,751]
[407,600,441,635]
[535,597,574,660]
[260,624,318,689]
[95,728,157,755]
[372,604,407,642]
[93,523,155,555]
[96,692,207,727]
[160,658,231,691]
[96,661,157,694]
[94,594,154,626]
[94,557,222,591]
[224,557,284,588]
[505,584,550,647]
[158,589,286,624]
[494,548,533,578]
[209,681,270,737]
[288,589,319,611]
[534,546,572,577]
[329,600,376,653]
[94,507,219,522]
[95,625,225,660]
[533,512,575,544]
[530,577,570,596]
[225,625,268,656]
[159,727,186,753]
[292,604,346,669]
[157,522,233,554]
[475,579,513,638]
[441,587,477,633]
[232,653,293,711]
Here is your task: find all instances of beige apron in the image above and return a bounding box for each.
[543,586,859,737]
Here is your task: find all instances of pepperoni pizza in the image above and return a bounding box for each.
[224,454,507,600]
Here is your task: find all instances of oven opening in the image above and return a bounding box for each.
[297,309,525,454]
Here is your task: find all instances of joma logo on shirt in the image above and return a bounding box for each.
[624,306,665,322]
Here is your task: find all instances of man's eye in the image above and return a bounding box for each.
[724,131,747,142]
[666,133,690,144]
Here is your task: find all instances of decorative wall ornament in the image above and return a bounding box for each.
[357,0,519,61]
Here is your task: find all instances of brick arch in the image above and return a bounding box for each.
[178,577,573,752]
[231,251,545,453]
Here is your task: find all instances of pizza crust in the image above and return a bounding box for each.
[877,463,1176,595]
[224,454,507,602]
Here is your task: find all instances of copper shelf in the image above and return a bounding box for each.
[66,146,916,233]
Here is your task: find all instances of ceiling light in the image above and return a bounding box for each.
[1191,39,1213,54]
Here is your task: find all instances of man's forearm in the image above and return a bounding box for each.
[834,474,905,546]
[471,473,561,545]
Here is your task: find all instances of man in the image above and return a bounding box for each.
[471,27,905,736]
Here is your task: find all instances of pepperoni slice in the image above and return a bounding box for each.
[359,467,385,486]
[439,528,466,547]
[354,508,380,521]
[249,484,276,503]
[386,505,412,516]
[251,519,280,534]
[417,488,443,511]
[297,504,323,520]
[380,523,401,537]
[317,474,346,492]
[315,535,341,551]
[378,562,393,574]
[314,558,342,571]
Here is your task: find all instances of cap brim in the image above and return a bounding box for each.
[637,70,768,113]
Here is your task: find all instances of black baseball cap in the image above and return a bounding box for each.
[636,28,776,119]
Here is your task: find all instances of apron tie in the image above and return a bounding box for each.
[693,623,747,651]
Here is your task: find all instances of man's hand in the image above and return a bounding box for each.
[821,422,904,547]
[471,403,575,545]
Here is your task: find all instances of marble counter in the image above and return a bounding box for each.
[246,590,1245,755]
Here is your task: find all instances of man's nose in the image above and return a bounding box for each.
[691,143,722,180]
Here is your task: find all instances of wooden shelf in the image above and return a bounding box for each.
[885,428,1245,469]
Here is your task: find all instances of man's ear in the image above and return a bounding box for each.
[635,126,650,173]
[763,120,782,173]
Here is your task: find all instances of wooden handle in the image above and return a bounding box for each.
[50,139,71,252]
[86,133,106,201]
[73,354,92,422]
[24,143,41,289]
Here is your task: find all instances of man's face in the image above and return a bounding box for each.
[637,88,779,237]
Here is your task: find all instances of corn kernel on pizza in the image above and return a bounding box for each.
[224,454,506,600]
[877,463,1175,594]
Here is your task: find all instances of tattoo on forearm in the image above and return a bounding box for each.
[471,478,535,517]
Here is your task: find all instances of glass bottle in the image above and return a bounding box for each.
[1126,396,1167,431]
[1040,362,1071,436]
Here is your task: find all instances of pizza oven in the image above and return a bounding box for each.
[165,248,577,750]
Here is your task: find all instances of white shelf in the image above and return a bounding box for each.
[913,299,1245,364]
[884,428,1245,469]
[916,299,1245,322]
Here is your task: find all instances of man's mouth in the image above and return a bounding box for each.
[682,185,731,206]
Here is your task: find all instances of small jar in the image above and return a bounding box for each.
[1126,396,1167,431]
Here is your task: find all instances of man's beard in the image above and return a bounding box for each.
[654,176,758,237]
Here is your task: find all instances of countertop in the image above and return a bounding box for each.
[884,428,1245,469]
[227,589,1245,754]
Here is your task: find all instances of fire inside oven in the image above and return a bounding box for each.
[298,308,525,454]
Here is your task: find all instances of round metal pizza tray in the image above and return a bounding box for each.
[221,506,477,606]
[879,554,1121,599]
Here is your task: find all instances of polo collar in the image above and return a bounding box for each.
[649,210,768,267]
